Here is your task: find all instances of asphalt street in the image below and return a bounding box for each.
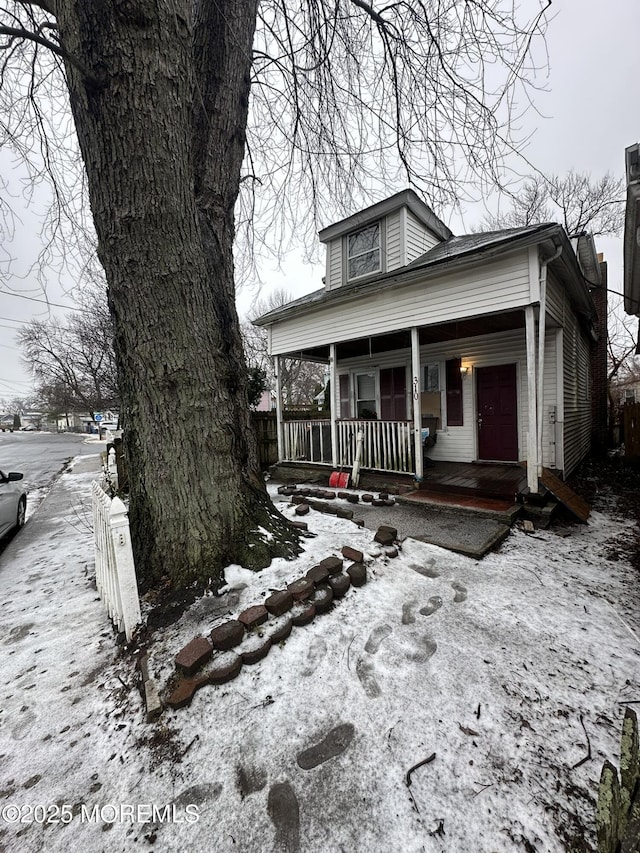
[0,431,100,558]
[0,431,96,493]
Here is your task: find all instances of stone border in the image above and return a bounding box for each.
[279,484,398,514]
[163,531,398,713]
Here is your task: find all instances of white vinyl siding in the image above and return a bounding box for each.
[563,310,591,476]
[406,209,441,262]
[386,210,403,271]
[270,251,531,355]
[326,238,343,290]
[324,206,443,289]
[542,330,560,469]
[546,272,566,326]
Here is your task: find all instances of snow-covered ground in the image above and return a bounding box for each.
[1,458,638,853]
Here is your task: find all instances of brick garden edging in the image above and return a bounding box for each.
[164,526,398,713]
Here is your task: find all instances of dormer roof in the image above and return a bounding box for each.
[318,189,452,244]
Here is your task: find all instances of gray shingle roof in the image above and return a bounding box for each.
[406,223,554,270]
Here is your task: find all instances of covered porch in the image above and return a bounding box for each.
[273,456,527,508]
[273,308,549,494]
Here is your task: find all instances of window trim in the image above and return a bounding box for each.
[354,371,378,419]
[344,220,385,282]
[422,362,441,393]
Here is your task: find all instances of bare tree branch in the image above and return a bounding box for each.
[480,170,625,237]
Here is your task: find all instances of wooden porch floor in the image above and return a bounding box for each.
[417,461,527,502]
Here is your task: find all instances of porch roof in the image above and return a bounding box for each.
[255,221,598,367]
[290,310,527,363]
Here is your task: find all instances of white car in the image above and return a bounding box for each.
[0,470,27,539]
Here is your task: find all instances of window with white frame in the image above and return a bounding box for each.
[355,373,377,418]
[347,222,381,280]
[423,362,440,392]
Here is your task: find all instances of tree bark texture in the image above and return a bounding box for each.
[53,0,299,589]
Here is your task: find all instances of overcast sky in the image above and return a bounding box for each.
[1,0,638,401]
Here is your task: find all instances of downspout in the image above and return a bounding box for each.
[536,244,563,480]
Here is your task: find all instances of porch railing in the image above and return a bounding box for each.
[282,419,333,464]
[338,419,413,473]
[281,418,414,473]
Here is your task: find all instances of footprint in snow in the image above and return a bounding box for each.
[419,596,443,617]
[364,624,392,654]
[355,658,382,698]
[405,634,438,663]
[11,706,36,741]
[402,601,417,624]
[452,582,468,603]
[301,637,327,677]
[408,561,440,579]
[267,782,300,853]
[296,722,355,770]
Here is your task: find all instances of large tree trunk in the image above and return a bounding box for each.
[54,0,299,590]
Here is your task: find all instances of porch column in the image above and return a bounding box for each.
[411,326,423,481]
[525,306,539,493]
[275,355,284,463]
[329,344,338,468]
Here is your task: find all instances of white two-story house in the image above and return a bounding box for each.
[255,190,605,495]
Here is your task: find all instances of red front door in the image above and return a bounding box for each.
[476,364,518,461]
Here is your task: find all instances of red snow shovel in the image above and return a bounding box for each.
[329,470,350,489]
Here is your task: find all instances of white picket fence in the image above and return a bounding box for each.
[91,480,141,642]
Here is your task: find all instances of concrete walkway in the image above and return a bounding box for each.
[354,499,511,558]
[271,487,512,559]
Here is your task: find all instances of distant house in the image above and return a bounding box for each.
[0,414,16,432]
[255,190,606,494]
[254,390,276,412]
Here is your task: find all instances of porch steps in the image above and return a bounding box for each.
[413,461,527,511]
[417,474,526,502]
[397,489,521,526]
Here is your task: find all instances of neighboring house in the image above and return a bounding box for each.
[56,412,86,432]
[254,390,276,412]
[255,190,606,494]
[624,142,640,342]
[0,414,16,431]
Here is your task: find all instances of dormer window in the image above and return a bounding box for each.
[347,222,381,280]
